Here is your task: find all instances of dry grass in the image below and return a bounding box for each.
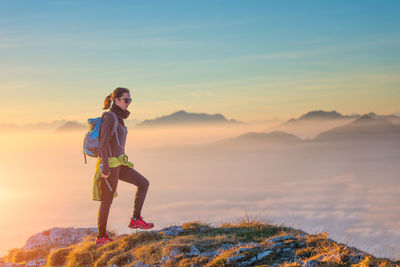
[5,246,50,264]
[45,246,74,267]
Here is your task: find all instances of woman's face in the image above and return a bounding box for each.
[115,92,131,110]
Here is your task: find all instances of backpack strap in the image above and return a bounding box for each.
[101,111,121,157]
[108,111,120,146]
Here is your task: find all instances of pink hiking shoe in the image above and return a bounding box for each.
[95,232,114,246]
[128,216,154,230]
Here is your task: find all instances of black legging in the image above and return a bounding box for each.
[97,165,150,237]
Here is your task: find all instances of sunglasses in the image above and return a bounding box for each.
[118,97,132,104]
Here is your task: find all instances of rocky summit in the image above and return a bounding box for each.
[1,218,399,267]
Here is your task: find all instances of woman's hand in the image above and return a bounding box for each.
[101,171,110,179]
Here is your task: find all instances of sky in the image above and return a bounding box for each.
[0,0,399,125]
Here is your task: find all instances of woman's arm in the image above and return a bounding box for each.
[99,112,114,176]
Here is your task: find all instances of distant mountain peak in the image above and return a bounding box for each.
[314,113,399,141]
[299,110,344,120]
[54,121,86,132]
[353,114,375,123]
[284,110,351,125]
[351,114,393,126]
[174,110,187,114]
[136,110,243,127]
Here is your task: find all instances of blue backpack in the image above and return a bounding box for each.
[82,111,120,164]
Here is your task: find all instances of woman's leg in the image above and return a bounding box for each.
[97,166,120,237]
[119,166,150,219]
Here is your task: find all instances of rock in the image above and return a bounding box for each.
[160,226,184,236]
[349,255,362,264]
[190,245,200,255]
[25,259,46,267]
[235,247,251,254]
[182,245,201,257]
[169,247,181,257]
[240,249,273,266]
[302,259,320,267]
[191,245,200,253]
[130,261,153,267]
[226,254,246,263]
[271,241,284,248]
[282,247,292,253]
[216,243,234,253]
[221,243,232,249]
[161,255,171,263]
[23,227,97,250]
[257,249,273,259]
[200,250,218,257]
[297,241,306,247]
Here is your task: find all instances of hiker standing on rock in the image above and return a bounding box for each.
[96,87,154,246]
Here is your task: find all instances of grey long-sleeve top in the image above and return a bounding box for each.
[99,111,128,175]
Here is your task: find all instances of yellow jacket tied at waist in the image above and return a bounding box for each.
[92,153,134,201]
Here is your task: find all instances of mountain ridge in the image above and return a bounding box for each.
[283,110,357,125]
[314,114,400,141]
[282,110,400,126]
[1,217,398,266]
[136,110,244,128]
[157,115,400,151]
[2,110,399,132]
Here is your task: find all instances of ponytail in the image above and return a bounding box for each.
[103,93,113,110]
[102,87,131,110]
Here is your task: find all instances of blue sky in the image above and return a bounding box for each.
[0,0,399,124]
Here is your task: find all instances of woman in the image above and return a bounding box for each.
[96,87,154,246]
